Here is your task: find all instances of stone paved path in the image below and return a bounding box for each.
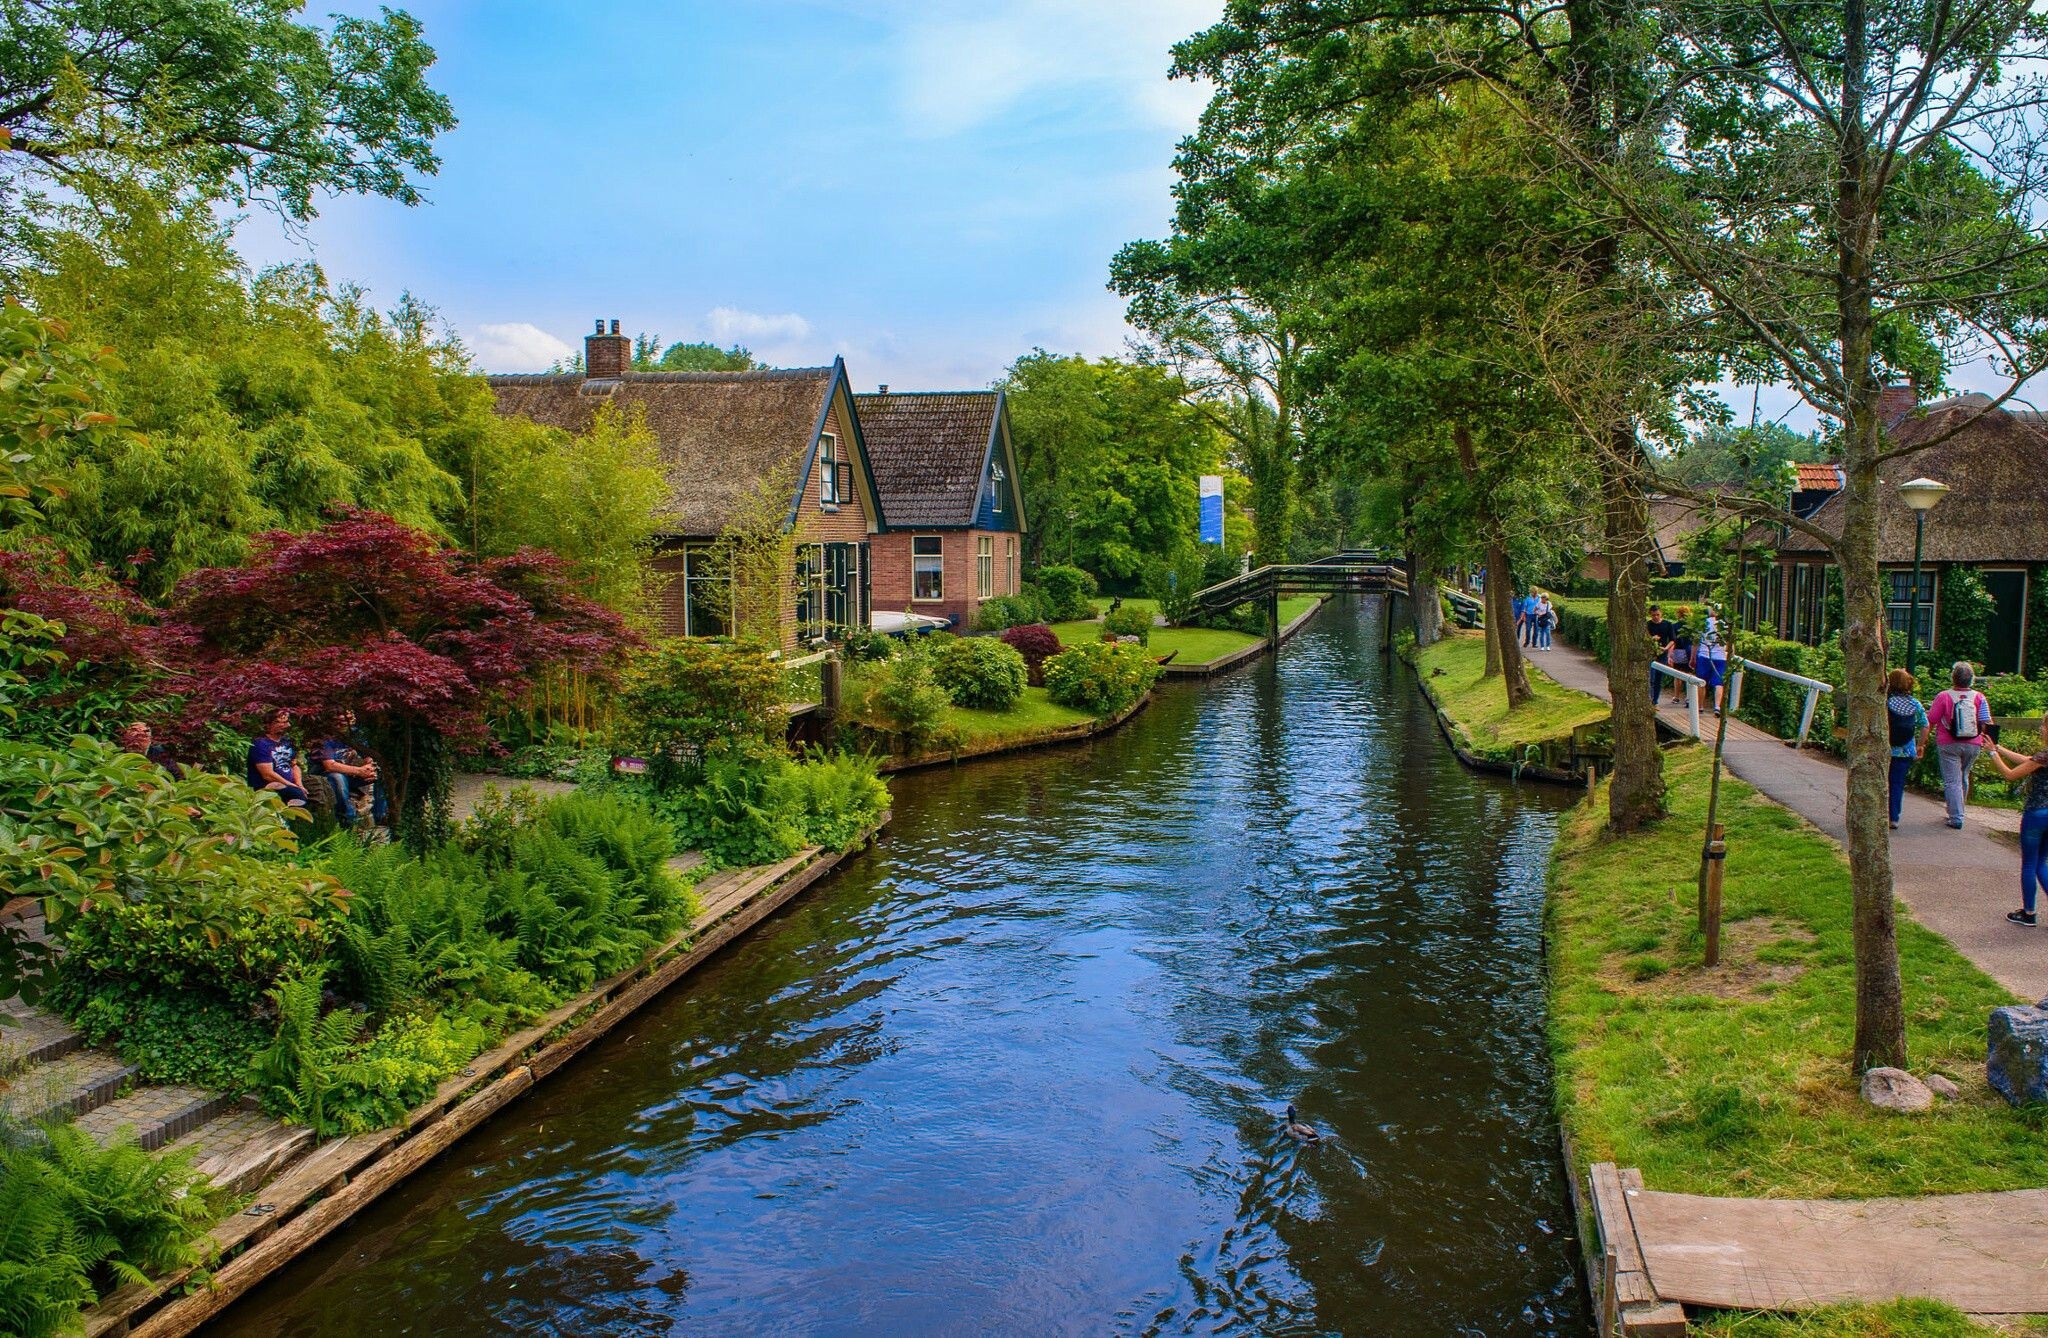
[1530,639,2045,1001]
[449,772,577,820]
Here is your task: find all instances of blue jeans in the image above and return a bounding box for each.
[2023,809,2048,914]
[1888,755,1912,824]
[326,773,388,826]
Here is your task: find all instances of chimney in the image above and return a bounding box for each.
[585,318,630,379]
[877,383,889,394]
[1877,378,1917,427]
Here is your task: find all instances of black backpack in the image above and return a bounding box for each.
[1887,698,1918,747]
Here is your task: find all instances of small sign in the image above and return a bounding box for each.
[1199,475,1224,545]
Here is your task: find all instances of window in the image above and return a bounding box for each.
[824,543,857,636]
[989,463,1005,516]
[977,535,993,598]
[1885,569,1935,646]
[818,434,842,506]
[1791,564,1812,644]
[683,545,729,638]
[794,544,823,641]
[913,536,943,601]
[1007,536,1016,591]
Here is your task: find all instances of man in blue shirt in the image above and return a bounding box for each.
[317,709,387,828]
[246,707,308,807]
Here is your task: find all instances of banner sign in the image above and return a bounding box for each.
[1198,475,1224,545]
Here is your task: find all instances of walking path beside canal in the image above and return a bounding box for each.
[1537,639,2045,1002]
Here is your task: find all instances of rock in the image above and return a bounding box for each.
[1987,1003,2048,1106]
[1861,1066,1934,1113]
[1924,1073,1961,1100]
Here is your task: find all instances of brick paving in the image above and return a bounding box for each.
[0,1048,136,1123]
[77,1084,234,1151]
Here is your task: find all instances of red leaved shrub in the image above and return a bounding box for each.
[999,623,1062,686]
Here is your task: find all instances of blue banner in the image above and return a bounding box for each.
[1199,475,1224,545]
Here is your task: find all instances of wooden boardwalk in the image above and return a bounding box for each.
[1590,1160,2048,1328]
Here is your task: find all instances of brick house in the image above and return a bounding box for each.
[854,389,1026,628]
[489,321,885,649]
[1758,386,2048,675]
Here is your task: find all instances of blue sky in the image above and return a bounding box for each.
[236,1,1221,388]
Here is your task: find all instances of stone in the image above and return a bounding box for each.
[1986,1003,2048,1106]
[1861,1066,1933,1113]
[1924,1073,1961,1100]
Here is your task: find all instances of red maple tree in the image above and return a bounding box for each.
[172,509,632,839]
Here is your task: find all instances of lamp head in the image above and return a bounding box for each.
[1899,477,1949,513]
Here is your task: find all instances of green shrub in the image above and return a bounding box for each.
[1978,674,2045,720]
[650,754,808,869]
[1936,566,1994,667]
[847,652,954,752]
[789,753,890,850]
[929,636,1027,709]
[52,979,268,1094]
[1144,550,1207,625]
[614,638,790,787]
[0,1122,216,1338]
[1733,633,1846,751]
[839,627,895,662]
[58,892,337,1009]
[973,590,1043,632]
[1044,641,1161,716]
[1553,601,1613,663]
[1034,564,1098,621]
[1100,605,1152,645]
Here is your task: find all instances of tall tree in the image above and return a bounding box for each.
[0,0,455,262]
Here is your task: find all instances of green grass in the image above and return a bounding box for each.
[1552,745,2045,1200]
[1048,595,1320,668]
[1690,1300,2037,1336]
[1411,631,1610,757]
[940,686,1097,746]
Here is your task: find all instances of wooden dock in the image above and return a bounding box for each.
[1585,1160,2048,1329]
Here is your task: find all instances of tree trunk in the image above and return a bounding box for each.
[1485,540,1534,707]
[1408,551,1444,648]
[1603,427,1665,830]
[1835,0,1907,1074]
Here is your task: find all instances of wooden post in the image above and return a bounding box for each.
[1703,823,1726,967]
[1265,589,1280,646]
[820,654,843,749]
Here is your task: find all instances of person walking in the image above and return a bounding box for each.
[1884,668,1929,831]
[1929,661,1992,830]
[1535,594,1555,650]
[1983,717,2048,926]
[1696,604,1730,714]
[1647,604,1676,705]
[1514,591,1533,647]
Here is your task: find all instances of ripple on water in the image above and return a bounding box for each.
[212,598,1589,1338]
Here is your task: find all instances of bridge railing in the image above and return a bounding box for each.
[1188,560,1409,611]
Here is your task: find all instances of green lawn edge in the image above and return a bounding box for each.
[940,685,1098,745]
[1411,631,1609,758]
[1046,595,1318,668]
[1550,745,2042,1203]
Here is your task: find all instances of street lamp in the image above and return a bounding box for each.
[1899,476,1950,679]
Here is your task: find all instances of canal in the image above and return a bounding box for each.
[214,598,1588,1336]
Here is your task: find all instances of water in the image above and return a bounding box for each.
[212,599,1588,1336]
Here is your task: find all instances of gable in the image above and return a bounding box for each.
[855,390,1001,528]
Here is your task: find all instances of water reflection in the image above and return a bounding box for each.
[212,598,1587,1336]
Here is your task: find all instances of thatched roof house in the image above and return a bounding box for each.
[488,322,884,644]
[853,389,1026,627]
[1761,391,2048,672]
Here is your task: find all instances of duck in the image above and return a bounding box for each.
[1282,1104,1322,1144]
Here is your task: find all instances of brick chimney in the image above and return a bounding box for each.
[1877,379,1917,427]
[585,318,630,379]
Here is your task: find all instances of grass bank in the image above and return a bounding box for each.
[1049,594,1319,668]
[1551,746,2043,1200]
[942,685,1095,745]
[1411,630,1609,760]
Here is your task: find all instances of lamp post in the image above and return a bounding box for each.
[1898,477,1949,678]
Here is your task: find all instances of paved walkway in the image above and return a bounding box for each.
[1530,641,2045,1002]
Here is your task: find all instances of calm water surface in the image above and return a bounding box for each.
[213,599,1587,1336]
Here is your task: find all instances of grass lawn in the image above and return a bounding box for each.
[1048,595,1320,668]
[1689,1299,2046,1336]
[1411,630,1609,758]
[1552,745,2045,1200]
[940,686,1096,746]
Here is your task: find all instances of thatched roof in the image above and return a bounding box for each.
[854,391,1000,528]
[488,363,841,537]
[1776,395,2048,561]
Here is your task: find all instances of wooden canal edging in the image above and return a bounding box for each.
[1158,595,1329,678]
[1408,660,1602,787]
[80,818,889,1338]
[1584,1162,1689,1336]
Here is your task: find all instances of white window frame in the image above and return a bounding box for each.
[977,535,993,599]
[913,535,944,602]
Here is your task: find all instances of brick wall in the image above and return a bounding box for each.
[870,527,1018,629]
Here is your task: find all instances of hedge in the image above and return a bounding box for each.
[1554,600,1614,663]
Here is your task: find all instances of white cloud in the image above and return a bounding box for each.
[470,321,573,372]
[868,0,1220,138]
[704,306,813,345]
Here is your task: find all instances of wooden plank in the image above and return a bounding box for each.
[1628,1185,2048,1312]
[1589,1164,1659,1307]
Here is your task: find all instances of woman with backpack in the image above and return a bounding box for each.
[1929,661,1993,830]
[1696,604,1731,715]
[1985,718,2048,926]
[1884,669,1929,831]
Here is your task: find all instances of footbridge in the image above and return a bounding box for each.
[1190,550,1409,643]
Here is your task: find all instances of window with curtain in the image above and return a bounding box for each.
[913,536,943,600]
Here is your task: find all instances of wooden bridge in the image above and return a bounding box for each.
[1189,550,1409,642]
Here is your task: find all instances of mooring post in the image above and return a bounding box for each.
[1265,589,1280,646]
[820,653,843,749]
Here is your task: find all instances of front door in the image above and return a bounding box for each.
[1983,569,2028,676]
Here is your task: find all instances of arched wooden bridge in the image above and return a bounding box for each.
[1190,550,1410,642]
